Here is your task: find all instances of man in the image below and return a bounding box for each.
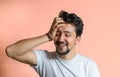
[6,10,100,77]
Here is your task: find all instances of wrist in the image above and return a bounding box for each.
[46,33,53,41]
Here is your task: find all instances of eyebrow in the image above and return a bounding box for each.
[57,30,71,34]
[64,31,71,34]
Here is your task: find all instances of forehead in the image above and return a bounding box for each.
[57,23,75,32]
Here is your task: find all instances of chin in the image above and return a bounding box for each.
[56,49,70,55]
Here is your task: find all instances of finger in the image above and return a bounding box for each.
[55,17,64,23]
[51,17,65,31]
[54,18,64,26]
[55,17,63,20]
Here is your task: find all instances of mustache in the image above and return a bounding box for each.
[55,41,68,46]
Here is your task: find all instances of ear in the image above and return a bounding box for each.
[76,36,81,44]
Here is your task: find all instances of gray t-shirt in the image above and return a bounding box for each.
[32,49,100,77]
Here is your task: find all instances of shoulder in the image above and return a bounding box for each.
[77,54,100,76]
[76,53,98,67]
[32,49,56,59]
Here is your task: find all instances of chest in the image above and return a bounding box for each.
[43,59,86,77]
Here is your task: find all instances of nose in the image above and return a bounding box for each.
[58,34,65,41]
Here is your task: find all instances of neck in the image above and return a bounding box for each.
[57,48,76,60]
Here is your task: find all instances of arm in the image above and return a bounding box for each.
[5,35,49,65]
[5,17,64,65]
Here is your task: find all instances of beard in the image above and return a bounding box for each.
[56,46,70,55]
[55,41,70,55]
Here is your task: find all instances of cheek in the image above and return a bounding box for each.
[53,38,57,44]
[54,36,58,41]
[53,37,59,45]
[68,39,76,46]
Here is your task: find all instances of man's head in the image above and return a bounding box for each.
[59,10,84,37]
[54,10,84,56]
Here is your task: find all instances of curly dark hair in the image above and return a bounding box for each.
[59,10,84,37]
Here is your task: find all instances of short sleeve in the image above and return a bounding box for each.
[86,59,100,77]
[31,49,46,74]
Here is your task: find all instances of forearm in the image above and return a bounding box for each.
[6,17,64,58]
[6,34,49,57]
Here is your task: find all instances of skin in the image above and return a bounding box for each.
[5,17,81,66]
[54,23,81,59]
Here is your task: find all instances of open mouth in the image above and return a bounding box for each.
[57,43,66,48]
[56,41,68,49]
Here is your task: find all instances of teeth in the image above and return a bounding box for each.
[59,44,66,46]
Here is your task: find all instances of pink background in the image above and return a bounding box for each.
[0,0,120,77]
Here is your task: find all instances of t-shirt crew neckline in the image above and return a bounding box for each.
[56,53,79,65]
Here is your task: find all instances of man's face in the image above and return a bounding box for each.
[54,23,80,55]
